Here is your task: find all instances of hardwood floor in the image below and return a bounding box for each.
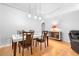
[0,39,79,56]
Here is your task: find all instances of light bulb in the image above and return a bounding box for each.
[39,17,42,20]
[34,16,37,19]
[28,14,31,18]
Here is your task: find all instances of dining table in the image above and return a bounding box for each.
[12,34,49,56]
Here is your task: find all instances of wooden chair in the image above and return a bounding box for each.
[12,39,14,49]
[36,31,48,50]
[18,31,34,56]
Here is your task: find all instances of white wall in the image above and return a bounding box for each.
[44,10,79,43]
[1,3,79,45]
[60,10,79,42]
[0,4,41,45]
[44,16,61,32]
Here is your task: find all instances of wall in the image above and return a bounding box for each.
[60,10,79,42]
[44,16,62,34]
[0,4,41,45]
[44,10,79,42]
[1,4,79,45]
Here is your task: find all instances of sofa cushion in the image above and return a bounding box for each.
[71,34,79,39]
[71,34,77,39]
[72,39,79,42]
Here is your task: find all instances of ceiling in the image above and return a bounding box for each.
[2,3,79,18]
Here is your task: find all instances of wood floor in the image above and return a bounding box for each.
[0,39,79,56]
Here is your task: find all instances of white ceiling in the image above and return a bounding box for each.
[2,3,79,17]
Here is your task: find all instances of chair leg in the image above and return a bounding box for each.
[35,41,37,47]
[27,47,30,51]
[33,40,34,46]
[40,43,42,50]
[19,45,21,53]
[31,46,33,55]
[22,48,24,56]
[12,42,14,49]
[45,42,47,48]
[12,40,14,49]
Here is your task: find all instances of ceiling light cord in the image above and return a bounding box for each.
[28,4,31,18]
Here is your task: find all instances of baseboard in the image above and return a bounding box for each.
[62,40,70,45]
[62,40,70,43]
[0,44,11,48]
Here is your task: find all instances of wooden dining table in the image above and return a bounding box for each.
[12,34,49,56]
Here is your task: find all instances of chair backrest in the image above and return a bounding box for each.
[17,30,22,34]
[22,31,34,45]
[42,31,48,40]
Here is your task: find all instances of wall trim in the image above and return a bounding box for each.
[63,40,70,43]
[62,39,71,45]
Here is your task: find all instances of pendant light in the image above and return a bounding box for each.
[34,4,38,19]
[38,16,42,20]
[28,4,31,18]
[38,4,42,21]
[34,15,37,19]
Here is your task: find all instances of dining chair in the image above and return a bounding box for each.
[18,31,34,56]
[29,30,35,46]
[35,31,48,50]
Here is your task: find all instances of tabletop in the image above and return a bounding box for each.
[12,34,42,42]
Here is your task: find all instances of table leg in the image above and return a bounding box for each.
[12,40,14,49]
[47,36,48,46]
[35,41,37,47]
[13,42,17,56]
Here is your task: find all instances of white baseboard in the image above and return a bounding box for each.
[0,44,11,48]
[62,40,70,45]
[62,39,70,42]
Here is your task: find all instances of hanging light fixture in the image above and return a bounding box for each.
[34,15,38,19]
[34,4,38,19]
[28,13,31,18]
[38,16,42,20]
[28,4,31,18]
[38,4,42,21]
[27,3,42,20]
